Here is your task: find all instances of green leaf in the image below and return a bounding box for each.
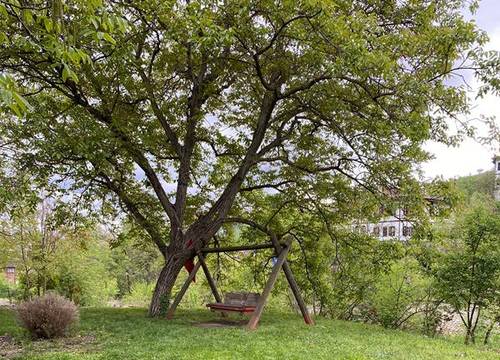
[102,33,116,45]
[12,92,31,113]
[43,18,53,32]
[9,103,21,117]
[22,10,34,25]
[61,64,78,83]
[90,17,99,30]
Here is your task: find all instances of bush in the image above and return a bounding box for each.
[16,293,79,339]
[0,274,17,301]
[369,258,430,329]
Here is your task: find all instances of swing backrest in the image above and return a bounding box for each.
[224,292,260,307]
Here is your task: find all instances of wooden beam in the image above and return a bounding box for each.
[166,260,201,319]
[270,236,314,325]
[200,242,286,254]
[197,253,223,303]
[198,254,227,318]
[246,238,292,330]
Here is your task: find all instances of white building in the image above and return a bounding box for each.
[353,208,415,241]
[352,203,434,241]
[356,154,500,241]
[494,154,500,201]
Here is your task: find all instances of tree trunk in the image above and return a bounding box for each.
[465,327,473,345]
[483,316,498,345]
[148,254,186,317]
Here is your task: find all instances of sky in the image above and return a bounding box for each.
[422,0,500,179]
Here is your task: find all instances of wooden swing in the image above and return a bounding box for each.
[206,291,260,314]
[165,237,314,330]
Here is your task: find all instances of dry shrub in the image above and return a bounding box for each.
[16,293,79,339]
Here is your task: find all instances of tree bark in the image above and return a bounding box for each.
[465,328,471,345]
[148,253,186,317]
[483,316,498,345]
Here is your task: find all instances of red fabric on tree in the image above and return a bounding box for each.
[183,239,196,282]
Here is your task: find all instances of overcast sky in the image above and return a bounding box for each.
[421,0,500,179]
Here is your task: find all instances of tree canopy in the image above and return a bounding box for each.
[1,0,499,315]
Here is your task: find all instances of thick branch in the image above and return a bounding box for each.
[93,170,167,258]
[68,92,179,226]
[185,89,278,243]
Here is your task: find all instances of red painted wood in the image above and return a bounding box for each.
[206,303,256,313]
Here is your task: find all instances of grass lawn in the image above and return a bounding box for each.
[0,307,498,359]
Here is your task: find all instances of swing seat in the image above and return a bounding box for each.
[207,292,260,314]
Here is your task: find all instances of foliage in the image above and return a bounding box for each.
[51,240,118,306]
[311,232,404,321]
[433,194,500,344]
[1,307,499,359]
[455,171,496,200]
[480,305,500,345]
[122,282,154,307]
[16,293,79,339]
[1,0,498,315]
[0,273,17,300]
[368,257,431,329]
[0,197,117,305]
[108,223,163,298]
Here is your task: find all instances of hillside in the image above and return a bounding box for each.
[454,170,495,199]
[1,307,498,360]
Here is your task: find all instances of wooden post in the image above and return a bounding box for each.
[198,253,223,303]
[166,260,201,319]
[197,253,227,318]
[246,239,292,330]
[270,236,314,325]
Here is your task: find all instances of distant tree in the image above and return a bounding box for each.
[1,0,499,316]
[455,171,496,201]
[0,194,116,305]
[0,196,63,298]
[109,222,163,298]
[433,195,500,344]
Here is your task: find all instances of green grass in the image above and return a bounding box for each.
[0,307,498,360]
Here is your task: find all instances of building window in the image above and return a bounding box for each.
[382,227,388,237]
[403,226,412,237]
[497,162,500,171]
[6,267,14,273]
[373,226,380,236]
[389,226,396,237]
[354,225,367,234]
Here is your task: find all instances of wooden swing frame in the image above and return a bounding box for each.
[165,237,314,330]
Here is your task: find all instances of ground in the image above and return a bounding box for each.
[0,307,498,359]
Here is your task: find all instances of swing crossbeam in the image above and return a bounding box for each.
[199,242,286,253]
[166,237,314,330]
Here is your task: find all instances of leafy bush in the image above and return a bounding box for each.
[16,293,79,339]
[0,274,17,302]
[369,258,430,329]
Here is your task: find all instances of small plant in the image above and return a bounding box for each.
[16,293,79,339]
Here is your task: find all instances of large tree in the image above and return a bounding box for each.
[0,0,498,316]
